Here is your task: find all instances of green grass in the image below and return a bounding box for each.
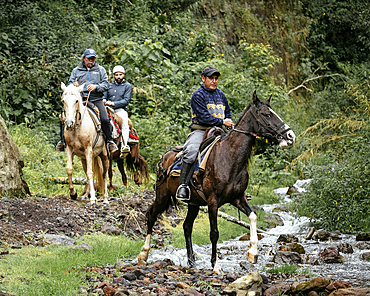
[265,264,313,277]
[0,234,142,296]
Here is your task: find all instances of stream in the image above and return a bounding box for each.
[145,180,370,288]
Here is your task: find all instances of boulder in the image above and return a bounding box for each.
[319,247,343,263]
[42,234,75,246]
[263,282,291,296]
[265,214,284,228]
[272,251,302,264]
[354,241,370,250]
[276,234,299,243]
[313,229,341,241]
[279,243,305,254]
[328,288,370,296]
[222,271,263,296]
[326,280,351,292]
[291,277,331,293]
[356,232,370,241]
[361,252,370,261]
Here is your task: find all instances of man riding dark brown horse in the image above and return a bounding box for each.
[176,66,234,201]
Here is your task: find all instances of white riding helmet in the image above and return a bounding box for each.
[113,65,125,74]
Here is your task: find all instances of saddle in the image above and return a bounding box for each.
[169,126,226,177]
[106,107,140,145]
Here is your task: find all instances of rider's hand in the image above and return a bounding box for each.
[73,82,79,87]
[87,84,97,92]
[105,101,114,106]
[223,118,234,127]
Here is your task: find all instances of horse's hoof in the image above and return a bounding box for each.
[70,193,77,200]
[247,252,258,264]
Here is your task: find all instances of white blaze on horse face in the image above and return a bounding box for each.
[269,107,296,146]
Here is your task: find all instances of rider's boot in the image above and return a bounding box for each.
[101,118,118,153]
[176,162,193,201]
[56,121,65,152]
[119,134,130,159]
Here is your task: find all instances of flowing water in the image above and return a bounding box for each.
[145,180,370,288]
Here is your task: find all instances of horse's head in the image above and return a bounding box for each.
[249,91,295,148]
[61,82,85,130]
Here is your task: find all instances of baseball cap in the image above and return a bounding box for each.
[201,66,220,77]
[84,49,96,58]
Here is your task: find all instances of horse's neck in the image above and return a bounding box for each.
[220,112,255,169]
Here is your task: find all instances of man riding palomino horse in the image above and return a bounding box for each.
[56,48,118,154]
[176,66,234,201]
[103,65,138,159]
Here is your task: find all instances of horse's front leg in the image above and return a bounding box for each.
[183,204,200,268]
[208,197,221,273]
[231,194,258,263]
[66,147,77,200]
[81,159,90,199]
[85,149,97,204]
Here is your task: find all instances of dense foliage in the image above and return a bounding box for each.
[1,0,369,232]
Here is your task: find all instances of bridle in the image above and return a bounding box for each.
[231,104,292,143]
[62,91,91,131]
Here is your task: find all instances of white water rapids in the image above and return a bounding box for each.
[144,180,370,288]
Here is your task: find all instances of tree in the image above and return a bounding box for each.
[0,115,30,197]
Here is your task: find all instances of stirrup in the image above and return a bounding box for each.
[176,184,191,201]
[246,195,251,201]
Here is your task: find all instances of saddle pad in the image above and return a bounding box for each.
[170,136,221,177]
[87,106,101,132]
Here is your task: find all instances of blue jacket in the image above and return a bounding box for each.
[103,80,132,111]
[190,85,232,128]
[67,61,109,102]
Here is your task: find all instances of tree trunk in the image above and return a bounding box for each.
[0,115,30,197]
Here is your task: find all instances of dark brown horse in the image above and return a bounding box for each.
[138,91,295,272]
[107,112,149,188]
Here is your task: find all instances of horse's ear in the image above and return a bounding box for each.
[77,83,85,93]
[252,90,260,104]
[61,82,66,91]
[266,95,272,106]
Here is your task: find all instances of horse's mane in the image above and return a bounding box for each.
[234,104,252,127]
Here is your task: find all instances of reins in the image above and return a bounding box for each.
[230,104,291,142]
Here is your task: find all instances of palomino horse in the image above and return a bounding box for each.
[61,82,109,204]
[106,111,150,188]
[138,91,295,272]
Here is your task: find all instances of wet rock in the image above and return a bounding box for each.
[313,229,341,241]
[354,241,370,250]
[279,243,305,254]
[326,280,351,291]
[356,232,370,241]
[239,233,264,241]
[328,288,370,296]
[291,277,331,293]
[42,234,75,246]
[100,223,121,235]
[272,251,302,264]
[271,205,289,213]
[263,282,291,296]
[251,205,264,212]
[319,247,343,263]
[223,271,263,296]
[122,273,136,281]
[361,252,370,261]
[265,214,284,228]
[276,234,298,243]
[337,243,354,254]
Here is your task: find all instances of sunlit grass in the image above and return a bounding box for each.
[0,234,142,296]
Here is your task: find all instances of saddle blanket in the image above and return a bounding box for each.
[170,135,221,177]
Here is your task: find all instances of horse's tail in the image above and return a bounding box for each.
[126,153,150,184]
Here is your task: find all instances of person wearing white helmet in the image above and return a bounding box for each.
[103,65,134,158]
